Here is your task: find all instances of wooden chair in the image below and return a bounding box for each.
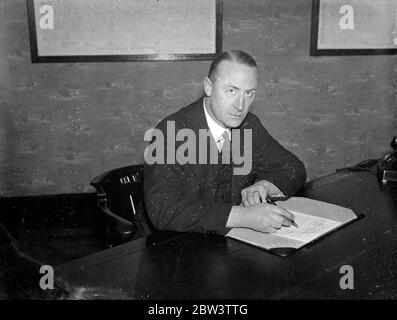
[90,165,153,247]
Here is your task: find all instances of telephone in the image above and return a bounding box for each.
[377,136,397,185]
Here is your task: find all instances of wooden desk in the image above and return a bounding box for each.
[55,171,397,299]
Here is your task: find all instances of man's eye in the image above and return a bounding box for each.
[227,88,236,95]
[245,91,255,97]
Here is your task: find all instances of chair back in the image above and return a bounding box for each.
[90,165,153,247]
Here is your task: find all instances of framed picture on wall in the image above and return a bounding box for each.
[311,0,397,55]
[27,0,223,62]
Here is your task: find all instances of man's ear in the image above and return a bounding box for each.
[203,77,212,96]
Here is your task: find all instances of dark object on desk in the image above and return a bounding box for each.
[377,136,397,185]
[336,158,378,174]
[90,165,154,248]
[334,136,397,186]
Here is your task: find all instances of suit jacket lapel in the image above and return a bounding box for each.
[186,97,219,185]
[187,96,209,132]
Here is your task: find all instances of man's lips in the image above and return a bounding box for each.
[230,113,243,118]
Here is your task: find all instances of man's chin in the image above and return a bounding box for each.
[227,118,244,128]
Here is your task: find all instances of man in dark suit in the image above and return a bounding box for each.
[144,50,306,235]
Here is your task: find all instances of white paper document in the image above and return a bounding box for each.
[226,197,359,256]
[275,210,342,243]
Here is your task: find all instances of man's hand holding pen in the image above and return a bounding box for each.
[226,179,299,232]
[266,198,299,228]
[227,202,297,233]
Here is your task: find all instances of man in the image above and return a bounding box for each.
[144,50,306,235]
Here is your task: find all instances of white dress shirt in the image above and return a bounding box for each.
[203,98,231,152]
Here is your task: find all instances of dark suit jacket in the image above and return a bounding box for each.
[144,97,306,234]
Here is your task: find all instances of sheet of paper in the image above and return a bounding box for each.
[275,210,342,243]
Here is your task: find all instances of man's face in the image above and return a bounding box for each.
[204,60,258,128]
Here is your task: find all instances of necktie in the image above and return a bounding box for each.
[217,130,230,154]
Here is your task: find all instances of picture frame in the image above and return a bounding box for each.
[310,0,397,56]
[27,0,223,63]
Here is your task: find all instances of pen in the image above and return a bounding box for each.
[266,198,299,228]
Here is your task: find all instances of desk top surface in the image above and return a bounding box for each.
[55,171,397,299]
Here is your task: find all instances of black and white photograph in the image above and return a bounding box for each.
[1,0,396,312]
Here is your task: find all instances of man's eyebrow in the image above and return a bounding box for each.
[225,85,257,90]
[224,84,257,92]
[225,85,240,90]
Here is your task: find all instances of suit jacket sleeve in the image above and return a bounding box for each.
[144,163,232,234]
[251,116,306,196]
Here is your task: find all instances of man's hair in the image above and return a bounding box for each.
[207,50,257,82]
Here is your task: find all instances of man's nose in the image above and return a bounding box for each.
[234,94,245,112]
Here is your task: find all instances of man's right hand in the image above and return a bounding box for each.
[226,203,294,233]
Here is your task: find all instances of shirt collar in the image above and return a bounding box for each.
[203,98,231,142]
